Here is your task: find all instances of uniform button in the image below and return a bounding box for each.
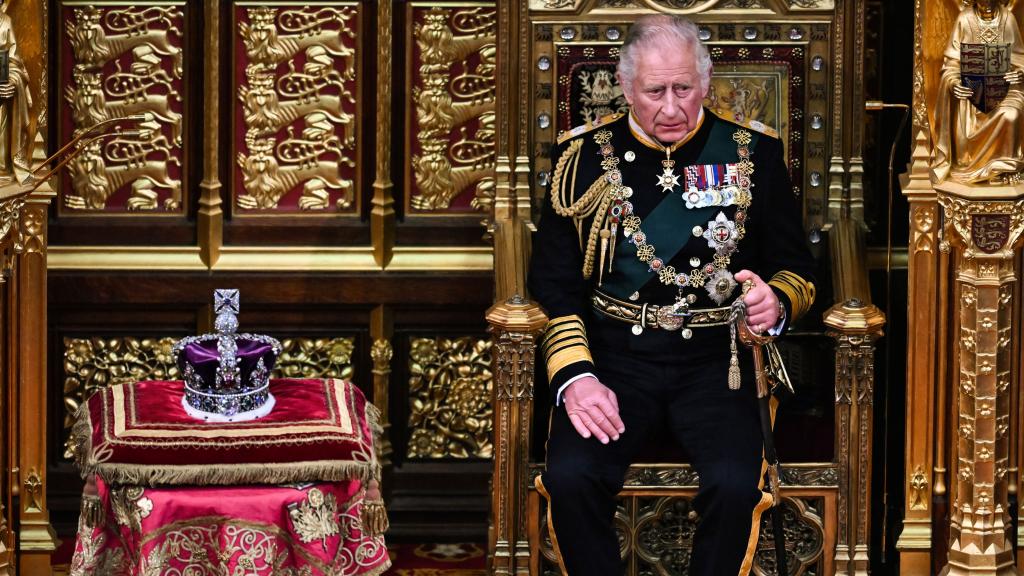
[624,151,636,162]
[692,226,703,237]
[681,328,693,339]
[689,257,701,268]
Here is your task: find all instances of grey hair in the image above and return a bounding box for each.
[616,15,712,93]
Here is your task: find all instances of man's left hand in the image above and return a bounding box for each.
[734,270,780,333]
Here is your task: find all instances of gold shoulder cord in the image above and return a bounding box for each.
[549,138,613,279]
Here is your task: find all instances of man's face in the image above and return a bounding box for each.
[619,40,708,143]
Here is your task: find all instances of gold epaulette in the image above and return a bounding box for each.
[556,112,624,145]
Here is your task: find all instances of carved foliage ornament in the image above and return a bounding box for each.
[236,4,359,213]
[62,4,184,213]
[274,337,355,380]
[409,5,496,213]
[407,336,493,458]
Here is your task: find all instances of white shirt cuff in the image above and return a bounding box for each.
[556,372,596,406]
[766,306,787,336]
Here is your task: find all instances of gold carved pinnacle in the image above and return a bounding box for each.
[370,339,393,374]
[823,298,885,337]
[485,295,547,334]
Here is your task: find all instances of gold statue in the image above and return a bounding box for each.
[0,0,32,180]
[931,0,1024,184]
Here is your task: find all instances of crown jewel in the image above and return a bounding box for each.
[172,289,281,421]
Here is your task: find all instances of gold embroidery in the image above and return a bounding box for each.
[136,513,390,575]
[289,488,342,551]
[70,518,130,576]
[110,486,152,534]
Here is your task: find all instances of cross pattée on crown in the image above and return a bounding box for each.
[215,289,240,315]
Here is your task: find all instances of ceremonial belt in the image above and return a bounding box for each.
[592,290,730,331]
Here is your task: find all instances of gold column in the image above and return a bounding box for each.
[898,1,940,565]
[486,295,545,576]
[15,185,57,574]
[198,0,223,268]
[826,300,885,576]
[492,0,530,301]
[370,305,394,466]
[371,0,395,268]
[0,184,26,576]
[936,182,1024,575]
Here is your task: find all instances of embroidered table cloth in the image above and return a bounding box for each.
[70,378,390,575]
[70,477,391,575]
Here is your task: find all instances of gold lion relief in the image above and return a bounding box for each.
[409,6,497,212]
[66,6,183,78]
[62,4,184,212]
[235,5,358,212]
[240,6,355,70]
[237,137,352,210]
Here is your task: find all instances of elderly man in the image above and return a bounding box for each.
[528,14,816,576]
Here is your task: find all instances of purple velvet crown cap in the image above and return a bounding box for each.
[175,336,279,394]
[171,289,282,419]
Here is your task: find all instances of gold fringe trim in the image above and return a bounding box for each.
[85,460,377,488]
[71,402,94,471]
[535,475,569,576]
[72,385,385,488]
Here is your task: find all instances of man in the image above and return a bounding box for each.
[528,14,816,576]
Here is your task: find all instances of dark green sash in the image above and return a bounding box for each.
[599,121,758,298]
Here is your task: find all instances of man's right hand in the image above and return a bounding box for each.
[563,376,625,444]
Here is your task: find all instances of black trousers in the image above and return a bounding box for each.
[538,347,768,576]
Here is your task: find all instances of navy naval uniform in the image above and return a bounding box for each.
[528,108,816,576]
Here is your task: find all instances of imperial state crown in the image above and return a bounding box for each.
[171,289,282,421]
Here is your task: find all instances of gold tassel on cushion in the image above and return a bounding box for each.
[361,478,389,537]
[362,499,389,537]
[81,474,104,528]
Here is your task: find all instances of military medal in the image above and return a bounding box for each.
[657,156,681,193]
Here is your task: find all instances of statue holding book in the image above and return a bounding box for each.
[0,0,32,181]
[931,0,1024,184]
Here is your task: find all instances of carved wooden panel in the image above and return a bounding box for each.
[406,3,497,215]
[59,2,186,214]
[406,336,493,458]
[232,2,360,214]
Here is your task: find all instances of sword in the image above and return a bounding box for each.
[732,281,788,575]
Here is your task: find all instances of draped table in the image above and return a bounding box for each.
[68,378,391,576]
